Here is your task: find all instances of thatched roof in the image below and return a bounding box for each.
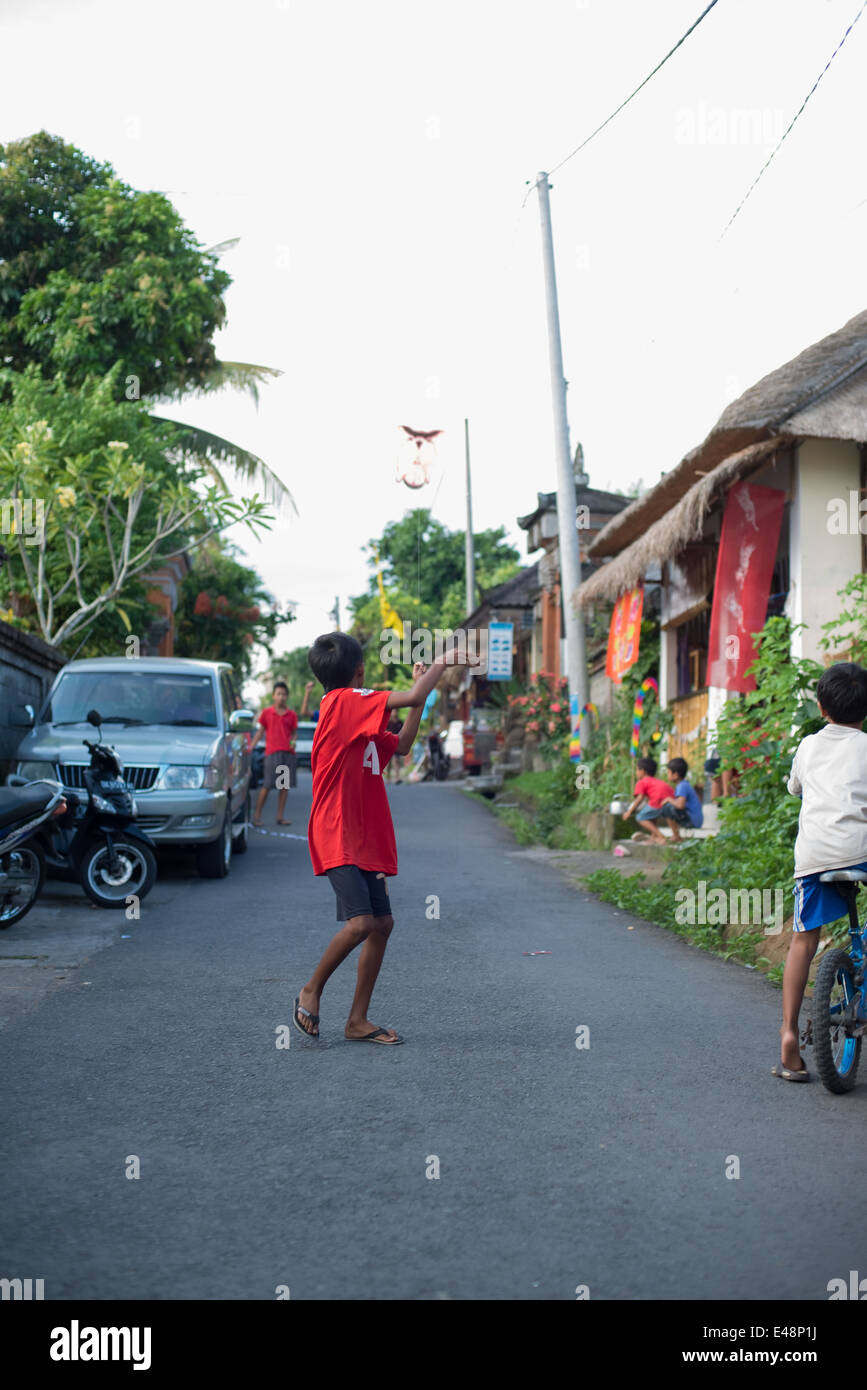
[589,307,867,559]
[574,436,791,608]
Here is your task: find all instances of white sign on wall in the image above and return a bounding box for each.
[487,622,514,680]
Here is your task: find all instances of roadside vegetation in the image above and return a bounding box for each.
[483,592,867,986]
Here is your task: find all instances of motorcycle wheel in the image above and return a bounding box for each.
[79,837,157,908]
[0,842,46,928]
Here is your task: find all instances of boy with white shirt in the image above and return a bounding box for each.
[777,662,867,1082]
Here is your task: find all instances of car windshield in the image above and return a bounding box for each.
[42,671,218,728]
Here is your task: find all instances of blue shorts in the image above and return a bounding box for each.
[792,861,867,932]
[640,802,693,826]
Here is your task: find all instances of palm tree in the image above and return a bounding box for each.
[149,239,297,515]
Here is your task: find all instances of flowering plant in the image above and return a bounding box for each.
[507,670,571,761]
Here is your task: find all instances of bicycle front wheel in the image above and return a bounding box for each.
[812,948,863,1093]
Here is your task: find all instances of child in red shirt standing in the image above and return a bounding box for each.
[294,632,476,1045]
[249,680,299,827]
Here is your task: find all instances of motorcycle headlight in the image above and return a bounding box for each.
[157,766,205,790]
[92,794,115,813]
[18,761,56,781]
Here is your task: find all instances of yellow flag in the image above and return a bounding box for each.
[373,545,402,634]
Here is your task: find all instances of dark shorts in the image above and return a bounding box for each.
[264,750,297,789]
[640,802,693,826]
[326,865,391,921]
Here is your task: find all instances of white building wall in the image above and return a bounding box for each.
[787,440,861,662]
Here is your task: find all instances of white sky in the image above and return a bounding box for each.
[2,0,866,668]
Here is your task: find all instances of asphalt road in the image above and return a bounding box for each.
[1,773,864,1301]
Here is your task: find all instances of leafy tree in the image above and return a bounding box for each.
[0,365,272,650]
[348,509,521,674]
[0,131,291,507]
[174,543,294,682]
[364,509,520,615]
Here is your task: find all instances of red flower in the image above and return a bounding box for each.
[550,702,561,713]
[193,591,212,616]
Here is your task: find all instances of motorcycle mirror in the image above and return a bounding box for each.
[86,709,102,728]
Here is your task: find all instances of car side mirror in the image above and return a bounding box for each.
[8,703,34,728]
[229,708,255,732]
[6,773,26,786]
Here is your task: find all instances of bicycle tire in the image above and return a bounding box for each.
[812,947,862,1093]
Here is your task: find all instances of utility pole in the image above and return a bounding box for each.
[464,417,476,615]
[329,596,340,629]
[534,170,588,729]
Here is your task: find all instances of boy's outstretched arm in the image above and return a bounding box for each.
[395,663,426,755]
[386,641,479,711]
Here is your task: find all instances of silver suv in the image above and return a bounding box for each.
[11,657,254,879]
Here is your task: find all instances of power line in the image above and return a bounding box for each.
[719,0,867,238]
[522,0,721,207]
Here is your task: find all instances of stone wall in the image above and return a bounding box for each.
[0,622,66,766]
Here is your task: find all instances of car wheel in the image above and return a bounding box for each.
[196,806,232,879]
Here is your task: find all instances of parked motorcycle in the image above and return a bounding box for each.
[0,780,68,928]
[13,709,158,909]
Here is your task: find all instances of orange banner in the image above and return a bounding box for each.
[606,584,644,683]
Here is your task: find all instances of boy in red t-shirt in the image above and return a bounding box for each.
[293,632,477,1045]
[250,680,299,826]
[621,756,677,844]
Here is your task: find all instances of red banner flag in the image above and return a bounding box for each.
[606,584,644,683]
[706,480,785,692]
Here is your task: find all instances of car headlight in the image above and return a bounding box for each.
[157,766,205,790]
[203,764,223,790]
[18,761,56,781]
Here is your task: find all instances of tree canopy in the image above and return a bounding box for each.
[361,509,521,624]
[0,365,272,651]
[174,543,294,682]
[347,508,522,686]
[0,132,231,399]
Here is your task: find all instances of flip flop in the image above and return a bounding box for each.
[277,819,292,825]
[347,1027,405,1045]
[771,1061,809,1082]
[292,995,319,1038]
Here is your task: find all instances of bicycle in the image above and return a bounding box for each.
[804,868,867,1093]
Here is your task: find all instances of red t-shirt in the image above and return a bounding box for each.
[633,775,676,808]
[307,687,400,876]
[258,705,298,755]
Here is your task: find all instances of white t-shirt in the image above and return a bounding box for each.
[787,723,867,878]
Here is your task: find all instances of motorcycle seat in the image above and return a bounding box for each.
[0,785,55,826]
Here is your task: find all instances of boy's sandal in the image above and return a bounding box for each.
[292,996,320,1038]
[348,1028,405,1045]
[771,1062,810,1083]
[277,819,292,825]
